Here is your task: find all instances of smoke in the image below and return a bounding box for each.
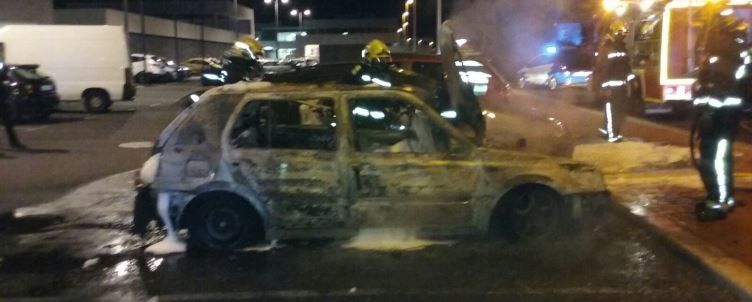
[447,0,594,76]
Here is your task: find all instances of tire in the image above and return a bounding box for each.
[82,90,112,113]
[188,198,263,250]
[518,76,527,89]
[493,186,562,242]
[547,77,558,90]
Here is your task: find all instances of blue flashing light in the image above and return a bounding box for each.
[544,45,558,55]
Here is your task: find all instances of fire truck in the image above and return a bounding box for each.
[625,0,752,114]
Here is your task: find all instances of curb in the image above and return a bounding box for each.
[609,201,752,301]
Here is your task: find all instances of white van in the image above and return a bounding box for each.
[0,25,136,112]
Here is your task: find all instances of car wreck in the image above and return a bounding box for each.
[137,81,608,250]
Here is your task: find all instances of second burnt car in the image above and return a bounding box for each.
[136,82,608,250]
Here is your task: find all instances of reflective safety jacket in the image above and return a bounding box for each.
[695,23,749,109]
[594,38,632,90]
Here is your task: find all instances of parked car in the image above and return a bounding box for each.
[517,46,592,90]
[135,82,608,250]
[391,53,511,101]
[3,64,59,121]
[259,59,295,75]
[131,53,168,84]
[162,58,192,81]
[182,57,222,75]
[0,25,135,113]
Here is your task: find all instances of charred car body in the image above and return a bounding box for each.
[137,82,608,250]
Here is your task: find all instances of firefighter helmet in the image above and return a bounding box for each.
[235,35,264,57]
[606,20,627,41]
[362,39,392,64]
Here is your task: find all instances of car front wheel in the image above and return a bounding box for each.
[82,90,112,113]
[188,198,262,250]
[492,186,562,241]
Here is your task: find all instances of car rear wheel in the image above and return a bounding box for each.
[82,90,111,113]
[494,186,562,241]
[547,77,558,90]
[188,198,263,250]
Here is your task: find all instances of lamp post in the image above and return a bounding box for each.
[290,8,311,29]
[404,0,416,51]
[264,0,290,31]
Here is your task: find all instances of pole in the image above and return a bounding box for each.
[299,13,303,29]
[233,0,239,38]
[200,0,206,60]
[436,0,441,53]
[275,0,280,30]
[140,0,146,83]
[173,0,179,61]
[275,0,280,59]
[123,0,129,52]
[687,0,695,71]
[412,0,417,51]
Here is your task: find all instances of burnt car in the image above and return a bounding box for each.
[137,82,608,250]
[3,64,59,121]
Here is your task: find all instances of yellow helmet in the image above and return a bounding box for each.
[607,20,627,41]
[362,39,392,64]
[235,35,264,56]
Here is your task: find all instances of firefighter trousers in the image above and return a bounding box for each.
[601,86,630,141]
[697,107,741,203]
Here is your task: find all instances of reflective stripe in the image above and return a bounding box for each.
[736,65,747,79]
[693,96,743,108]
[715,139,729,202]
[607,52,626,59]
[601,80,626,88]
[709,56,719,64]
[371,77,392,87]
[627,74,636,81]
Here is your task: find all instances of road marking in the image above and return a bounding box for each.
[118,141,154,149]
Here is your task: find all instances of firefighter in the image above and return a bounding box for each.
[352,39,395,87]
[351,39,486,143]
[594,20,633,143]
[693,5,749,221]
[221,35,264,84]
[0,63,24,150]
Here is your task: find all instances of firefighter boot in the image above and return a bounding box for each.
[696,200,730,222]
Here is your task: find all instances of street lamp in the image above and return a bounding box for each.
[290,8,311,29]
[264,0,290,31]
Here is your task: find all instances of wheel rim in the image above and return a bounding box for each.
[206,207,242,242]
[518,78,526,88]
[89,96,104,109]
[548,79,557,90]
[511,191,557,238]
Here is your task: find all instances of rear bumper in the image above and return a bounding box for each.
[565,191,610,219]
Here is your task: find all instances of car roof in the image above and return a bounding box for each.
[206,81,422,96]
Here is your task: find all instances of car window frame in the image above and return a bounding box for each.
[341,90,475,157]
[223,93,344,153]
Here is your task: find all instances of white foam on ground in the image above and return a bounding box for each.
[118,141,155,149]
[144,238,186,255]
[573,141,690,174]
[82,257,100,269]
[342,228,453,251]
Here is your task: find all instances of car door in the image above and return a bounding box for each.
[344,93,481,232]
[227,97,350,231]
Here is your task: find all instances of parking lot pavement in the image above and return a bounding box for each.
[0,170,742,301]
[0,80,201,214]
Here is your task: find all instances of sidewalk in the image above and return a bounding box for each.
[598,164,752,299]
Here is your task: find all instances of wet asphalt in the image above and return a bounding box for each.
[0,82,744,301]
